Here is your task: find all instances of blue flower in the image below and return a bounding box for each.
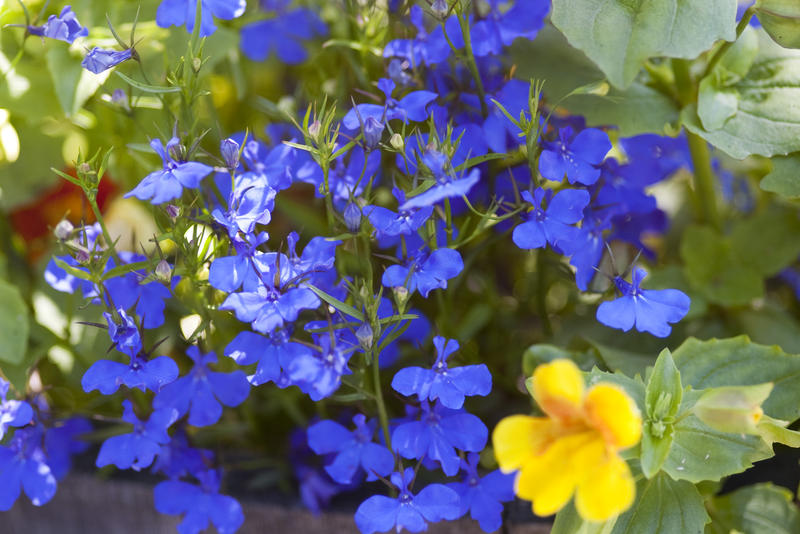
[0,379,33,440]
[619,133,691,185]
[469,0,549,57]
[104,308,142,356]
[154,469,244,534]
[156,0,246,37]
[81,351,178,395]
[539,127,611,185]
[363,188,433,238]
[240,8,327,64]
[383,7,457,67]
[27,6,88,43]
[342,78,437,130]
[96,400,177,471]
[354,467,461,534]
[284,333,352,401]
[225,328,310,386]
[399,149,482,210]
[392,337,491,409]
[211,173,276,240]
[81,47,133,74]
[125,137,213,204]
[483,80,531,153]
[152,429,214,480]
[512,188,590,251]
[44,418,91,480]
[391,401,488,476]
[307,414,394,484]
[596,267,691,338]
[382,248,463,298]
[153,347,250,427]
[446,453,515,533]
[0,427,57,510]
[561,211,610,291]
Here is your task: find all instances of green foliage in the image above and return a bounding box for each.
[550,0,737,89]
[755,0,800,49]
[641,349,681,477]
[0,279,29,366]
[761,153,800,198]
[706,483,800,534]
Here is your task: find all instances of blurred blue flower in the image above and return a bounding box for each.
[0,378,33,440]
[343,78,437,130]
[284,333,353,401]
[399,149,481,210]
[126,137,212,204]
[364,188,434,238]
[96,400,177,471]
[447,453,515,532]
[154,469,244,534]
[240,8,327,64]
[596,267,691,338]
[0,426,57,511]
[225,328,309,386]
[81,47,133,74]
[153,346,250,427]
[392,336,491,409]
[540,127,611,185]
[27,6,88,43]
[81,352,178,395]
[156,0,246,36]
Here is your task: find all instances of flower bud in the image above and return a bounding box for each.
[308,120,322,139]
[192,57,202,73]
[693,382,773,435]
[77,162,92,175]
[393,285,409,306]
[111,89,130,112]
[390,133,404,151]
[220,138,240,170]
[168,142,186,162]
[75,248,91,264]
[755,0,800,49]
[431,0,449,19]
[344,202,361,232]
[54,220,74,240]
[363,116,384,151]
[356,323,374,351]
[165,204,180,219]
[155,259,172,282]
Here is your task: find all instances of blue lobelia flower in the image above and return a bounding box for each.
[156,0,246,37]
[539,127,611,185]
[43,417,91,480]
[96,400,178,471]
[27,6,88,43]
[240,7,327,64]
[596,267,691,338]
[382,248,464,298]
[225,328,308,386]
[104,308,143,356]
[152,429,214,480]
[399,149,482,210]
[446,453,515,533]
[125,137,213,204]
[0,379,33,440]
[512,188,590,251]
[81,351,178,396]
[469,0,549,57]
[363,187,433,238]
[383,6,454,67]
[342,78,437,130]
[153,346,250,427]
[284,333,353,401]
[0,426,57,511]
[154,469,244,534]
[561,211,610,291]
[391,401,488,476]
[211,173,276,240]
[307,414,394,484]
[392,337,491,409]
[102,252,175,329]
[81,47,133,74]
[355,467,461,534]
[483,79,530,153]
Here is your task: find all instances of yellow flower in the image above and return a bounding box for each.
[493,359,642,522]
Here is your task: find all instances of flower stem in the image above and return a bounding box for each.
[372,346,392,450]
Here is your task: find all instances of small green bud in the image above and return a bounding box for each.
[390,133,404,151]
[155,259,172,282]
[693,382,773,435]
[755,0,800,49]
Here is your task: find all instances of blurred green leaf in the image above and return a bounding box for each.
[706,483,800,534]
[761,153,800,198]
[0,279,29,365]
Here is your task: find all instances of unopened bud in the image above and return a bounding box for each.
[75,248,91,264]
[165,204,180,219]
[363,116,384,151]
[693,382,773,435]
[390,133,404,151]
[168,142,186,162]
[356,323,374,351]
[308,120,322,138]
[431,0,449,18]
[54,220,74,240]
[155,259,172,282]
[344,202,362,232]
[192,57,202,72]
[220,138,240,170]
[77,162,92,174]
[393,285,409,305]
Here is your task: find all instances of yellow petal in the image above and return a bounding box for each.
[575,453,636,522]
[532,359,585,422]
[583,384,642,450]
[493,415,552,472]
[516,431,603,517]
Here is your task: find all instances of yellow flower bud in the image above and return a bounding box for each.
[693,382,773,435]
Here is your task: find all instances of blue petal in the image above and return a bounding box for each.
[512,220,546,249]
[81,360,128,394]
[391,367,433,399]
[307,420,352,454]
[21,460,57,506]
[547,189,591,224]
[208,370,250,407]
[355,495,400,534]
[439,412,487,452]
[361,443,394,479]
[414,483,461,522]
[596,296,636,332]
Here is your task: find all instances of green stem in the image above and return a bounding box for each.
[536,249,552,337]
[88,196,121,263]
[458,14,488,117]
[371,347,391,450]
[702,6,755,79]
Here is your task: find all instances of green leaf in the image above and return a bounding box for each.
[757,416,800,447]
[307,285,364,321]
[680,225,763,305]
[646,349,682,420]
[550,0,737,89]
[684,30,800,158]
[551,500,616,534]
[663,390,773,482]
[0,279,29,365]
[511,25,679,136]
[115,71,182,94]
[610,472,709,534]
[640,427,673,479]
[673,336,800,420]
[585,338,654,378]
[53,257,93,282]
[729,205,800,276]
[756,0,800,50]
[760,153,800,198]
[521,344,598,377]
[706,483,800,534]
[586,368,646,410]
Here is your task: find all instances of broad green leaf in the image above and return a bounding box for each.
[706,483,800,534]
[511,25,679,136]
[46,46,108,116]
[550,0,737,89]
[585,338,654,378]
[673,336,800,421]
[736,305,800,354]
[610,471,709,534]
[551,500,616,534]
[729,205,800,276]
[521,344,598,376]
[680,225,763,305]
[0,279,29,365]
[663,390,773,482]
[684,30,800,158]
[760,153,800,198]
[640,427,673,479]
[756,0,800,49]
